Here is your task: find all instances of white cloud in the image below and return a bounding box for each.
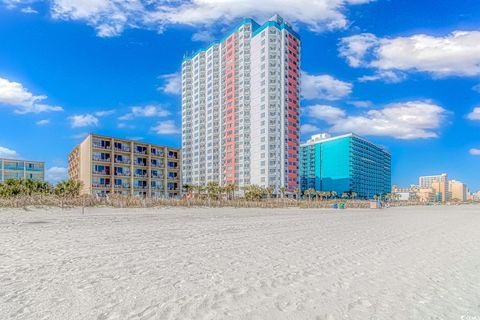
[305,104,346,122]
[119,105,171,120]
[358,70,406,83]
[158,72,181,95]
[192,30,215,42]
[473,84,480,93]
[94,109,115,117]
[348,100,373,108]
[467,107,480,120]
[340,30,480,78]
[306,101,448,140]
[117,122,135,129]
[300,124,320,134]
[36,119,50,126]
[0,77,63,114]
[10,0,374,37]
[301,72,352,100]
[69,114,99,128]
[20,6,37,14]
[45,166,68,185]
[470,148,480,156]
[151,120,180,134]
[0,146,19,159]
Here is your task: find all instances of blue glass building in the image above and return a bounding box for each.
[300,133,391,199]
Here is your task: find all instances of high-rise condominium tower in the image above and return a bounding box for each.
[181,15,300,195]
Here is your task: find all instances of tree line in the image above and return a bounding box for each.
[0,179,82,198]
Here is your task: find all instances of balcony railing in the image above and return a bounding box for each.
[93,183,111,188]
[151,163,163,168]
[114,158,131,164]
[3,166,24,170]
[133,185,148,189]
[135,162,147,167]
[93,144,111,150]
[114,184,130,189]
[115,172,131,177]
[151,152,164,157]
[134,173,147,177]
[93,170,110,175]
[93,156,111,162]
[134,149,147,154]
[151,186,164,190]
[115,147,131,152]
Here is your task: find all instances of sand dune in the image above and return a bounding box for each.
[1,205,479,319]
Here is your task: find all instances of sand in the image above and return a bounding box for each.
[1,205,479,320]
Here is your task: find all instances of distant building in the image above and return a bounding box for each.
[419,173,449,202]
[473,191,480,201]
[300,133,391,199]
[417,188,436,203]
[392,185,417,201]
[0,158,45,182]
[68,134,181,198]
[449,180,467,201]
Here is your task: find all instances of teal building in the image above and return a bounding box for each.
[300,133,391,199]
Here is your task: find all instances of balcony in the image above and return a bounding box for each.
[114,184,130,189]
[133,185,148,190]
[115,147,131,152]
[93,156,111,162]
[134,172,147,177]
[115,171,131,177]
[3,166,24,171]
[93,183,111,188]
[93,170,110,176]
[151,162,164,168]
[93,144,111,150]
[134,148,147,155]
[151,151,164,157]
[114,158,131,164]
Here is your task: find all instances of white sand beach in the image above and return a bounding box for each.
[1,205,479,320]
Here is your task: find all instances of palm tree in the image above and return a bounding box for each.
[266,186,274,200]
[325,191,331,200]
[306,188,315,201]
[55,179,82,197]
[341,192,349,200]
[331,191,337,199]
[206,181,220,200]
[294,188,301,200]
[183,184,193,195]
[351,191,357,200]
[224,183,235,201]
[279,186,287,199]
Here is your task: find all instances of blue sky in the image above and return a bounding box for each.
[0,0,479,190]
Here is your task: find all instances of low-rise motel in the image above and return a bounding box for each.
[68,134,181,198]
[0,158,45,182]
[299,133,392,199]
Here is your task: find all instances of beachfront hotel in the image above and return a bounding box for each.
[181,15,300,196]
[68,134,181,198]
[419,173,449,202]
[300,133,391,199]
[0,158,45,182]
